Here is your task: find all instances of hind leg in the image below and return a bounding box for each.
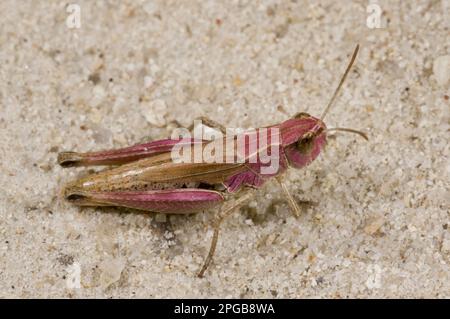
[57,137,204,167]
[197,189,255,278]
[63,187,224,213]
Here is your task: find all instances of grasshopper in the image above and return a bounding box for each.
[58,45,367,277]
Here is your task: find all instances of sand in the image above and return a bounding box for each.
[0,0,448,298]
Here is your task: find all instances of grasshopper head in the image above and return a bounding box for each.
[280,114,327,169]
[281,45,366,169]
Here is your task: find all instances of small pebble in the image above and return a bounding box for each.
[364,217,385,235]
[432,55,450,86]
[99,257,126,289]
[142,99,167,127]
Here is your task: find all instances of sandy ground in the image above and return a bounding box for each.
[0,0,449,298]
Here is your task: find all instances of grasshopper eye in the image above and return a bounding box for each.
[293,112,311,119]
[296,135,314,155]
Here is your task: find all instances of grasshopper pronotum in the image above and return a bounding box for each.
[58,45,367,277]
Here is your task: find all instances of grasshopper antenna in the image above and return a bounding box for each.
[326,127,368,140]
[320,44,360,121]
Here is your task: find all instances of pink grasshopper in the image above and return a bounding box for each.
[58,45,367,277]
